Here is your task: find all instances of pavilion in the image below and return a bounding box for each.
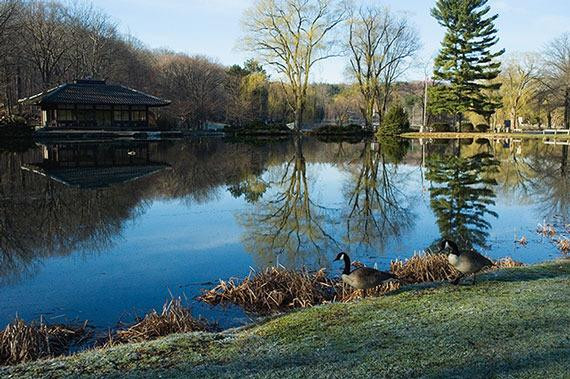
[20,79,170,130]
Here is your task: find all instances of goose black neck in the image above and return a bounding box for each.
[342,254,351,275]
[446,240,460,255]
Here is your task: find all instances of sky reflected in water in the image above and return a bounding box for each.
[0,137,567,330]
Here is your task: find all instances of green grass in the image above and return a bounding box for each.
[2,260,569,378]
[401,131,570,140]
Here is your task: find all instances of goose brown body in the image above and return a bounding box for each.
[334,252,397,291]
[448,249,493,275]
[341,267,396,289]
[440,240,493,284]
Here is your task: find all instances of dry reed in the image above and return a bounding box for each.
[516,236,528,246]
[557,238,570,255]
[493,257,525,268]
[0,318,88,366]
[106,298,214,346]
[537,223,557,237]
[390,252,459,284]
[200,253,526,314]
[199,267,336,314]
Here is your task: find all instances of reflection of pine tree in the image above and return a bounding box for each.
[427,152,499,250]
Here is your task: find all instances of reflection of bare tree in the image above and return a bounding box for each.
[343,139,414,254]
[493,141,569,222]
[526,144,570,222]
[238,136,339,268]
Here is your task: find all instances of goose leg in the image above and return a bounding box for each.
[362,289,367,298]
[472,274,477,285]
[451,274,463,285]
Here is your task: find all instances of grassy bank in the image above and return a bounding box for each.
[401,131,570,140]
[2,260,569,378]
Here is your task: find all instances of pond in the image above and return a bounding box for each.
[0,136,568,332]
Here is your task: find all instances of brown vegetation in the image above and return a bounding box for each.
[556,238,570,255]
[198,268,337,314]
[200,253,527,314]
[537,223,557,237]
[0,318,88,366]
[105,299,214,346]
[390,252,459,283]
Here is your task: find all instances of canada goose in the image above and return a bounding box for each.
[440,239,493,284]
[334,252,397,297]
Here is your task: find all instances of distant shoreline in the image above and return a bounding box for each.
[401,131,570,140]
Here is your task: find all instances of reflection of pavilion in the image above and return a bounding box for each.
[22,143,170,189]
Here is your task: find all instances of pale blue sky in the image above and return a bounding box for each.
[92,0,570,83]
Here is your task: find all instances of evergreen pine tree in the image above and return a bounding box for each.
[430,0,505,128]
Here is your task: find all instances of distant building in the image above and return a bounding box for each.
[20,79,170,130]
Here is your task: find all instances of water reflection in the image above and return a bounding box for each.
[238,136,340,268]
[427,149,499,250]
[0,137,568,323]
[343,139,415,255]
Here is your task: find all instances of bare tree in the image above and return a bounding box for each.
[544,33,570,129]
[67,2,118,79]
[348,6,419,130]
[21,1,76,89]
[158,53,226,128]
[0,0,21,113]
[499,53,541,129]
[242,0,348,130]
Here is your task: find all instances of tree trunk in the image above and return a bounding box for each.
[548,111,552,128]
[294,97,304,132]
[564,87,570,129]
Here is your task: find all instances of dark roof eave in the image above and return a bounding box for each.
[18,81,171,107]
[35,100,172,107]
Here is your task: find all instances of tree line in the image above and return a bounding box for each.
[1,0,568,132]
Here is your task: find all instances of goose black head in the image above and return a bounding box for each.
[440,239,460,256]
[334,252,352,275]
[334,252,348,262]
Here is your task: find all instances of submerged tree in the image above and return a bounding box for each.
[242,0,347,130]
[427,151,499,250]
[430,0,504,127]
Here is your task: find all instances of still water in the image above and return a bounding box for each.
[0,136,568,331]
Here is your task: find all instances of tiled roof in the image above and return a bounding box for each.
[21,79,170,107]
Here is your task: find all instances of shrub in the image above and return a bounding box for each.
[0,115,33,137]
[378,104,410,136]
[431,122,451,132]
[460,122,474,132]
[312,124,363,135]
[476,123,490,132]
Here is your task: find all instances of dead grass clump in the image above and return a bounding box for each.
[493,257,525,268]
[537,223,556,237]
[0,318,88,366]
[557,238,570,255]
[199,267,336,314]
[107,298,213,346]
[390,252,459,284]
